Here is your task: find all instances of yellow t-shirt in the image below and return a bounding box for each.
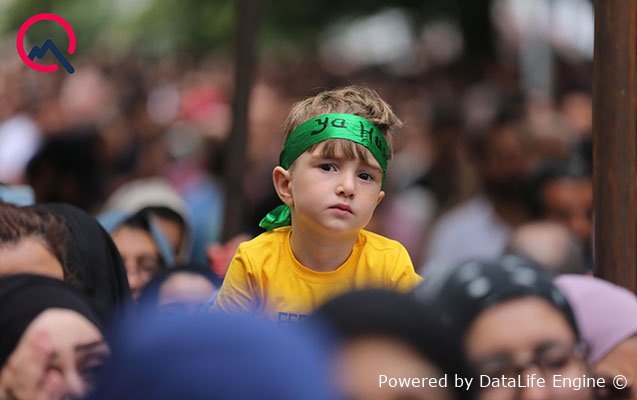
[212,226,421,322]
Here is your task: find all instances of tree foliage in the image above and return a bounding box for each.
[3,0,494,61]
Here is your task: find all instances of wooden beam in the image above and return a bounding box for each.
[222,0,261,241]
[593,0,637,292]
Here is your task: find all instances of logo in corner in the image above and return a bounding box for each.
[16,13,76,74]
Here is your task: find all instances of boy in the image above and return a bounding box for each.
[213,86,421,322]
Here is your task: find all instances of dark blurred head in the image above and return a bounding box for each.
[531,159,593,244]
[506,221,587,276]
[558,89,592,137]
[26,129,105,213]
[314,289,474,400]
[0,202,67,280]
[430,104,464,155]
[467,116,534,202]
[137,264,216,314]
[89,312,337,400]
[424,105,466,205]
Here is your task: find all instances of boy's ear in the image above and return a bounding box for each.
[376,190,385,206]
[272,166,294,206]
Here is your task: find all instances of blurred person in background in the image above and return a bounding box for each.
[89,312,337,400]
[414,255,594,400]
[314,289,475,400]
[164,74,231,266]
[410,103,470,212]
[26,129,107,214]
[521,92,576,161]
[206,233,252,284]
[58,65,117,130]
[0,274,108,400]
[558,88,593,175]
[162,132,226,267]
[0,69,43,185]
[37,204,131,326]
[530,159,593,268]
[100,210,173,302]
[0,202,67,280]
[505,221,587,276]
[106,61,166,182]
[102,177,191,262]
[382,102,469,267]
[137,264,217,314]
[422,113,534,272]
[556,275,637,400]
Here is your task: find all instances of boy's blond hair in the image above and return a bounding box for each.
[282,86,402,165]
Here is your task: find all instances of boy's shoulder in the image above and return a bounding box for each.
[237,227,406,256]
[238,226,291,252]
[357,229,407,253]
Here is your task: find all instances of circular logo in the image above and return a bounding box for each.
[16,13,76,73]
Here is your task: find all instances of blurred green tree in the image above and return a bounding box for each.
[3,0,494,63]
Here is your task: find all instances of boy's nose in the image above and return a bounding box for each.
[336,175,356,197]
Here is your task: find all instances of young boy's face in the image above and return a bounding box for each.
[281,143,385,235]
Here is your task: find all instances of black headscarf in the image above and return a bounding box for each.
[313,289,475,400]
[412,255,579,343]
[0,274,103,368]
[34,203,131,326]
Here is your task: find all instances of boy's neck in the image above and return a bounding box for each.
[289,224,358,272]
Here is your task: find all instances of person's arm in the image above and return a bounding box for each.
[211,245,259,314]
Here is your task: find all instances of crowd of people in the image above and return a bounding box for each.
[0,201,635,399]
[0,50,634,399]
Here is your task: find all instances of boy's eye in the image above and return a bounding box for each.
[319,164,335,171]
[357,172,374,181]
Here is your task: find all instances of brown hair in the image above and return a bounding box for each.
[0,202,68,277]
[282,86,402,165]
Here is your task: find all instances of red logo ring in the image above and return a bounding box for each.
[16,13,76,73]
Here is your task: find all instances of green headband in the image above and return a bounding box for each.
[259,113,389,231]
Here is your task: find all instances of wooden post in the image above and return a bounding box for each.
[222,0,260,241]
[593,0,637,292]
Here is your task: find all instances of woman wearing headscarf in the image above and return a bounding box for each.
[556,275,637,399]
[313,289,474,400]
[101,178,191,262]
[413,255,594,400]
[35,203,131,326]
[99,209,173,302]
[0,274,109,400]
[89,312,337,400]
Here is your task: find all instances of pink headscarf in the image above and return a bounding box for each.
[555,275,637,364]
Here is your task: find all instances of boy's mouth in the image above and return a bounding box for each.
[329,203,353,214]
